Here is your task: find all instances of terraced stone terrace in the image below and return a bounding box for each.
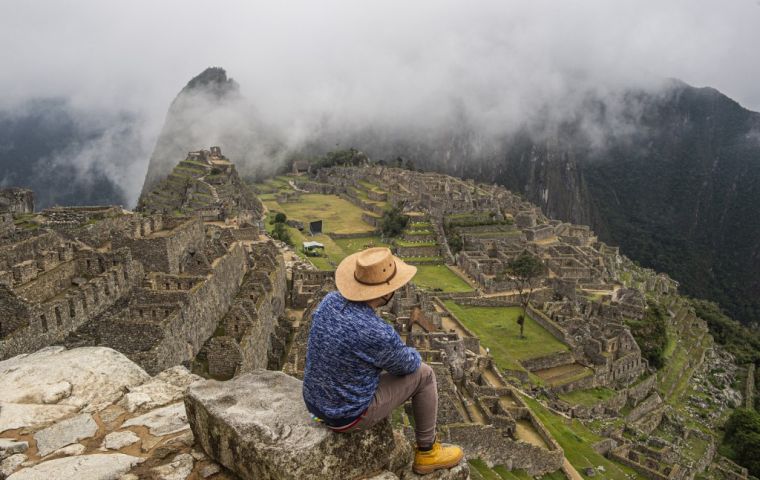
[533,363,594,388]
[255,165,727,480]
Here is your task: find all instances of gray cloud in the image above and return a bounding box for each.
[1,0,759,205]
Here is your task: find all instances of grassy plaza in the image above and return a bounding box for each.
[442,302,569,363]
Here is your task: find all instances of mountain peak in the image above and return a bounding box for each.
[182,67,239,99]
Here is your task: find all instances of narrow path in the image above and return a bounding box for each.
[562,458,584,480]
[197,175,220,202]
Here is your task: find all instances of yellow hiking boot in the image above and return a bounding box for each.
[412,441,464,474]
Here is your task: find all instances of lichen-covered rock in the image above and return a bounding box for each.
[118,366,201,414]
[6,453,142,480]
[0,454,27,479]
[122,403,189,436]
[102,431,140,450]
[0,440,28,461]
[150,453,194,480]
[0,347,150,432]
[185,370,399,480]
[33,413,98,456]
[400,462,470,480]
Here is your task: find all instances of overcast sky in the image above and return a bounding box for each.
[2,0,759,114]
[2,0,759,204]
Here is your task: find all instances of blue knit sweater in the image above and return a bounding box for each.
[302,291,421,423]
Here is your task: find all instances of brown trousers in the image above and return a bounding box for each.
[343,362,438,447]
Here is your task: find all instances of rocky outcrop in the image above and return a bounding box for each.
[0,346,150,432]
[6,453,143,480]
[186,370,395,479]
[0,347,216,479]
[185,370,470,480]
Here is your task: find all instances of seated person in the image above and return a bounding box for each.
[302,247,464,475]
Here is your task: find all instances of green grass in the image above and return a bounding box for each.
[443,302,569,363]
[396,239,437,247]
[263,193,376,234]
[358,180,385,193]
[399,256,444,263]
[519,394,645,480]
[411,265,474,293]
[410,221,432,228]
[559,387,616,407]
[332,236,390,255]
[405,229,434,236]
[264,212,387,271]
[470,460,565,480]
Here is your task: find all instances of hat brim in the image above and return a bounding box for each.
[335,252,417,302]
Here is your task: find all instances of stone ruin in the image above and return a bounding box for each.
[0,150,274,380]
[0,160,735,480]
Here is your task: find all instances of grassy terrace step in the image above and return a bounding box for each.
[559,387,616,407]
[410,264,474,293]
[399,256,445,265]
[357,179,386,193]
[469,459,565,480]
[519,395,644,480]
[395,239,437,247]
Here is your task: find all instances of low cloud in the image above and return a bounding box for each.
[1,0,759,205]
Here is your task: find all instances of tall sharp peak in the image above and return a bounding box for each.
[181,66,239,98]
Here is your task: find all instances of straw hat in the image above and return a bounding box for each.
[335,247,417,302]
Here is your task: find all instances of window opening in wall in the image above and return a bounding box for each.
[55,306,62,326]
[40,314,48,332]
[69,298,76,317]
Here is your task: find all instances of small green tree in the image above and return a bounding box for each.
[271,222,293,246]
[448,233,463,254]
[723,408,760,477]
[274,212,287,223]
[501,251,546,338]
[381,203,409,238]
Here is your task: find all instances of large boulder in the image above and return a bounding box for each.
[185,370,400,480]
[0,347,150,432]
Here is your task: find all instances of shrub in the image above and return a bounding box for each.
[625,300,668,369]
[271,222,293,246]
[723,409,760,477]
[381,204,409,238]
[274,212,287,223]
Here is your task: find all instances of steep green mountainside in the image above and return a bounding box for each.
[413,82,760,327]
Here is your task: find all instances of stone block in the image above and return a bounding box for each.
[0,440,27,461]
[185,370,399,480]
[33,414,98,457]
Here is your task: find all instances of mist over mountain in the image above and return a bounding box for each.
[136,65,760,327]
[0,98,144,208]
[420,81,760,327]
[140,67,283,197]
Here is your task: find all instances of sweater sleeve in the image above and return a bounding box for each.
[366,322,422,376]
